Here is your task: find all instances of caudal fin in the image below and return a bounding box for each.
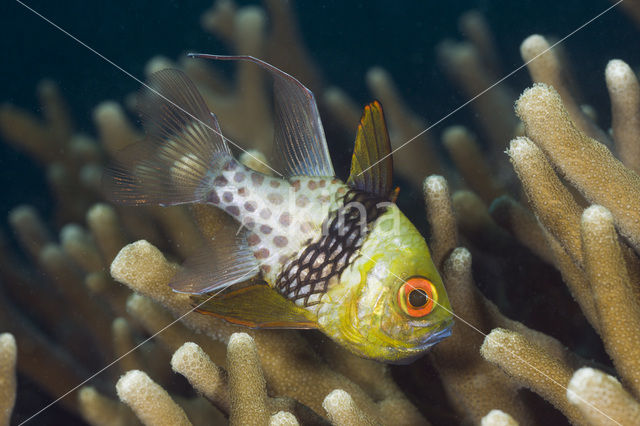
[104,69,230,206]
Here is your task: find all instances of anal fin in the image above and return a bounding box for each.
[192,284,318,329]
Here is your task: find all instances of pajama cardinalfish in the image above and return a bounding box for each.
[106,54,453,362]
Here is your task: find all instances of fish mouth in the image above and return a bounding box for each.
[414,321,453,351]
[389,320,454,364]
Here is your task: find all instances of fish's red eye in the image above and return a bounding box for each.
[397,277,437,317]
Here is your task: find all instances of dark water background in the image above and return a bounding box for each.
[2,0,638,221]
[1,0,639,424]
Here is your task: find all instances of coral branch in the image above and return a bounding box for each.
[78,386,137,426]
[93,102,141,156]
[322,389,376,426]
[116,370,191,426]
[480,328,585,424]
[171,342,230,415]
[126,294,227,365]
[269,411,299,426]
[506,137,584,266]
[87,204,129,266]
[366,67,441,184]
[227,332,271,425]
[520,35,609,144]
[437,40,517,151]
[9,205,52,261]
[581,206,640,399]
[515,83,640,252]
[423,175,457,269]
[605,59,640,174]
[0,333,17,426]
[567,368,640,425]
[481,409,519,426]
[442,126,505,204]
[431,248,532,424]
[489,196,554,265]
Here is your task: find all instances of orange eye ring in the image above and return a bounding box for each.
[397,277,437,317]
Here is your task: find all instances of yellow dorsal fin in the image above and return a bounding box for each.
[346,101,393,198]
[192,284,318,329]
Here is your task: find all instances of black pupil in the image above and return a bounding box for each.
[408,288,428,307]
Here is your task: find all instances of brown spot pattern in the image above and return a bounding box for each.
[225,206,240,216]
[244,201,257,212]
[208,192,220,204]
[214,176,228,186]
[260,208,272,219]
[274,236,288,247]
[238,187,247,196]
[267,193,284,204]
[223,192,233,203]
[260,225,272,234]
[234,172,245,183]
[308,180,318,190]
[296,195,309,208]
[255,248,270,259]
[279,212,291,226]
[270,180,280,188]
[251,173,264,186]
[247,233,261,246]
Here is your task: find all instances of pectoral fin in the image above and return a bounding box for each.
[170,226,259,295]
[192,284,318,329]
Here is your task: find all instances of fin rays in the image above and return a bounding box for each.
[347,101,394,198]
[104,69,230,206]
[188,54,335,178]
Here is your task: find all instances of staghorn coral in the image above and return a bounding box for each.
[0,333,17,426]
[110,239,427,425]
[567,367,640,425]
[2,1,640,425]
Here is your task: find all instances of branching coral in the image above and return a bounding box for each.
[110,239,427,425]
[0,333,17,426]
[2,1,640,425]
[567,368,640,425]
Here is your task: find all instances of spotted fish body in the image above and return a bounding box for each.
[107,55,454,362]
[206,158,349,308]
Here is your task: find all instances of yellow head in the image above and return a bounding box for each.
[316,205,453,362]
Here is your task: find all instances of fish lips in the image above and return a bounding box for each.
[389,321,454,365]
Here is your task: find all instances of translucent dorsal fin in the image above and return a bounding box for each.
[346,101,393,198]
[188,54,335,178]
[104,69,231,206]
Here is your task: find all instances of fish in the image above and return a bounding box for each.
[105,54,453,362]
